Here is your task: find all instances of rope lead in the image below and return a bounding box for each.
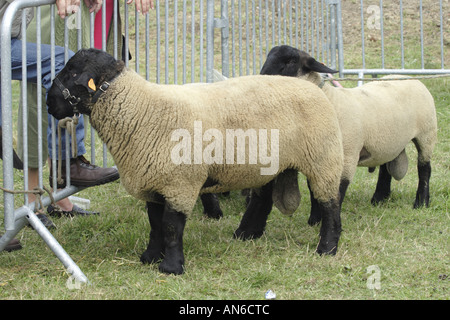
[57,115,79,186]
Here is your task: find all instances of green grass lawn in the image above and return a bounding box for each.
[0,1,449,300]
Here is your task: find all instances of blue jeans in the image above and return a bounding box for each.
[1,38,86,160]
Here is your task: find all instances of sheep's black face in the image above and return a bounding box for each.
[260,45,303,76]
[260,45,337,77]
[47,48,124,120]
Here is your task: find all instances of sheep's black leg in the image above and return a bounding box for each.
[307,180,321,226]
[158,204,187,275]
[140,201,165,265]
[234,181,273,240]
[201,193,223,219]
[339,179,350,208]
[414,161,431,208]
[371,164,392,205]
[308,179,349,226]
[316,198,341,256]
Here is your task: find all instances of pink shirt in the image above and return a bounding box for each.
[94,0,114,49]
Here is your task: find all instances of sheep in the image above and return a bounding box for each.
[259,45,437,225]
[46,48,345,275]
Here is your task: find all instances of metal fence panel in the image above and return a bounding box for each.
[337,0,449,76]
[217,0,342,76]
[1,0,89,284]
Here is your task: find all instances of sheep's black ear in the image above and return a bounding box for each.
[304,57,338,74]
[74,72,97,93]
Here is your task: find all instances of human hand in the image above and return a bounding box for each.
[83,0,103,14]
[55,0,80,19]
[127,0,155,15]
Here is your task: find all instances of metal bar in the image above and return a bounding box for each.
[252,0,256,74]
[182,0,187,83]
[230,0,235,77]
[271,0,275,48]
[199,0,204,82]
[439,0,444,69]
[113,0,118,59]
[295,0,299,49]
[146,13,150,81]
[165,0,169,83]
[206,0,214,82]
[342,69,450,75]
[174,0,178,84]
[379,0,384,69]
[36,7,43,190]
[400,0,404,69]
[360,0,365,69]
[336,0,344,76]
[419,0,424,69]
[220,0,230,77]
[26,207,88,284]
[156,0,161,83]
[300,0,304,51]
[21,10,29,205]
[135,5,140,73]
[258,0,263,71]
[245,0,250,75]
[191,0,196,81]
[238,0,243,76]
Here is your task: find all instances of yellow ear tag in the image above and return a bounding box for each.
[88,78,96,91]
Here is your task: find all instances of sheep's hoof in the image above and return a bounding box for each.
[203,208,223,219]
[159,260,184,275]
[233,228,264,241]
[140,249,163,265]
[201,193,223,219]
[413,196,429,209]
[370,193,390,206]
[316,243,338,256]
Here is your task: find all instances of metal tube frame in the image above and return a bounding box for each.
[0,0,88,284]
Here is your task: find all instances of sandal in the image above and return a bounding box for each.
[47,204,99,218]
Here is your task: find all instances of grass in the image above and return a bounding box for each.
[0,0,449,300]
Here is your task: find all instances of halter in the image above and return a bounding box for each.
[91,81,111,104]
[53,76,81,113]
[54,75,111,107]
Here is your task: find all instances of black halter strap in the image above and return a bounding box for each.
[54,75,111,109]
[91,81,111,104]
[53,76,81,113]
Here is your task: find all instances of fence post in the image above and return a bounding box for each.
[0,0,19,232]
[327,0,344,76]
[336,0,344,77]
[206,0,214,83]
[0,0,88,285]
[217,0,229,78]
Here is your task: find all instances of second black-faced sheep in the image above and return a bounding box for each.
[259,45,437,225]
[46,48,345,275]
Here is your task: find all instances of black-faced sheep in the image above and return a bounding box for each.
[46,48,344,275]
[259,45,437,226]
